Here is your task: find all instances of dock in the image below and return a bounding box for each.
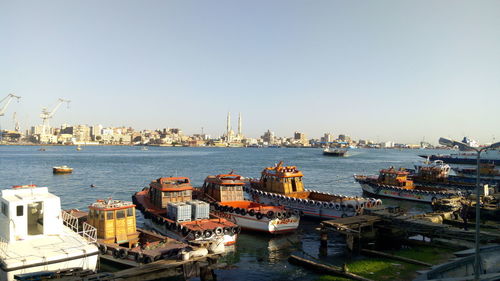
[319,207,500,252]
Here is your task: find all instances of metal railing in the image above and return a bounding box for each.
[0,236,8,257]
[61,211,97,243]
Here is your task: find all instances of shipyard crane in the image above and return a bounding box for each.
[0,93,21,116]
[40,98,71,135]
[0,93,21,141]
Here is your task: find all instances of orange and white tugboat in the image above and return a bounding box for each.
[200,173,300,234]
[354,167,460,203]
[132,177,239,250]
[248,162,379,219]
[67,199,189,265]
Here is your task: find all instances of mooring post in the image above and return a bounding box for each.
[200,266,216,281]
[319,232,328,256]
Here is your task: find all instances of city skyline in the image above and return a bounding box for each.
[2,1,500,144]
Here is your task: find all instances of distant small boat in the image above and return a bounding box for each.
[323,148,347,157]
[38,147,46,151]
[53,165,73,174]
[141,146,148,151]
[76,145,82,151]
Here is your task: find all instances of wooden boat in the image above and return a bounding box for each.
[67,199,189,265]
[52,165,73,174]
[247,162,380,219]
[199,173,300,234]
[323,148,347,157]
[354,167,460,203]
[132,177,239,250]
[0,185,98,281]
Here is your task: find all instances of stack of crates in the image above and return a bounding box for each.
[187,200,210,220]
[167,202,192,222]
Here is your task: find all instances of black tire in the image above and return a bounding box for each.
[144,256,153,264]
[99,244,107,255]
[182,227,191,236]
[240,209,247,216]
[112,249,120,258]
[223,227,231,235]
[135,253,144,263]
[119,248,128,259]
[266,211,275,219]
[248,209,255,216]
[194,230,202,239]
[256,212,264,220]
[204,229,213,238]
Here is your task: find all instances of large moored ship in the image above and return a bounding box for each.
[247,162,380,219]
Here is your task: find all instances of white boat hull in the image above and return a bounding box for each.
[210,209,299,234]
[245,187,377,219]
[144,218,236,248]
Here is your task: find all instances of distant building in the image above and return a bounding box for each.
[321,133,334,143]
[293,131,308,146]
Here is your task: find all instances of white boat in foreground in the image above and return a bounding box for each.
[0,185,99,281]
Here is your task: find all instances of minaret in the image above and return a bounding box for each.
[226,112,231,141]
[238,112,242,137]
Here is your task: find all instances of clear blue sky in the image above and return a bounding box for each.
[1,0,499,144]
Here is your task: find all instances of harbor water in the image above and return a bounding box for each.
[0,146,438,280]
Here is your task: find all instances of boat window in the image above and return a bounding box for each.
[106,211,114,220]
[17,205,23,216]
[127,208,134,217]
[116,210,125,219]
[99,211,104,220]
[1,202,7,217]
[88,209,93,219]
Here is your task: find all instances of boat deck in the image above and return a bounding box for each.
[1,226,98,269]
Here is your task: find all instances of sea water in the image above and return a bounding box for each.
[0,145,438,280]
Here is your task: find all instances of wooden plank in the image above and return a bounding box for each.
[288,255,375,281]
[360,249,432,267]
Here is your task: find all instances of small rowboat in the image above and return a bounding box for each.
[53,165,73,174]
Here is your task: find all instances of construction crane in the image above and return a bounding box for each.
[0,93,21,116]
[0,93,21,141]
[40,98,71,135]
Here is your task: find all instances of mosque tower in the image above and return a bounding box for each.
[238,112,242,138]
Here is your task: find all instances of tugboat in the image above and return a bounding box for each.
[132,177,239,250]
[247,162,380,219]
[453,163,500,184]
[323,148,347,157]
[0,185,98,281]
[200,173,300,234]
[52,165,73,174]
[68,199,189,265]
[354,167,460,203]
[410,160,497,189]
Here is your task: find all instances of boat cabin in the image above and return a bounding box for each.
[203,174,244,202]
[415,161,450,180]
[149,177,193,209]
[258,162,305,194]
[378,168,414,187]
[0,185,63,242]
[87,199,139,246]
